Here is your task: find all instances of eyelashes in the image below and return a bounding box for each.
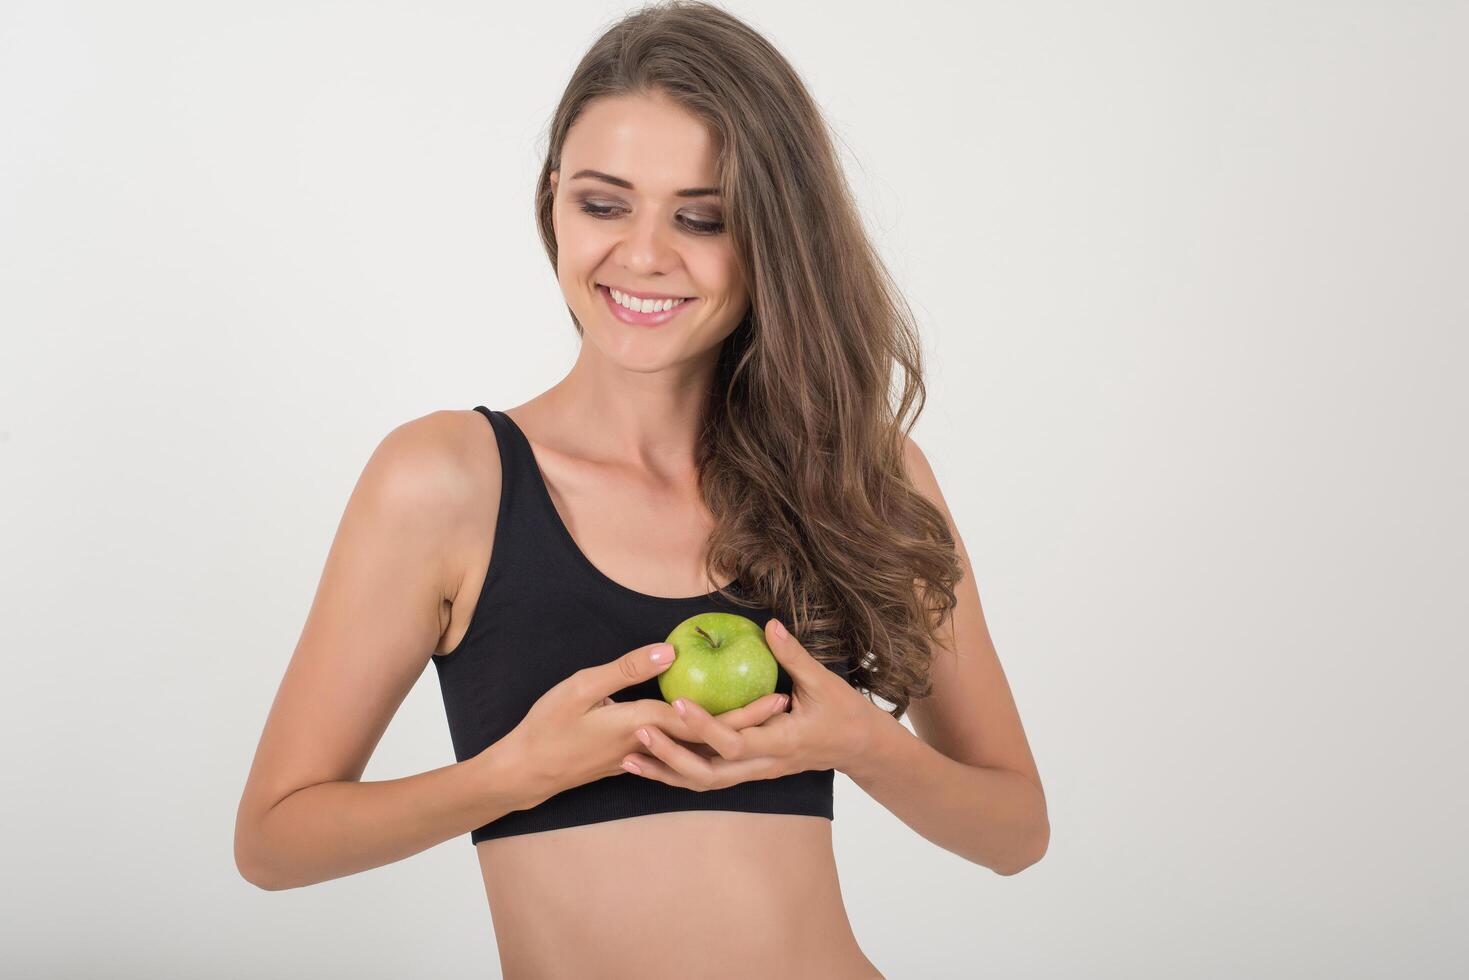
[576,200,725,236]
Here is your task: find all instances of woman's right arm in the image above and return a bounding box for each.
[233,411,549,891]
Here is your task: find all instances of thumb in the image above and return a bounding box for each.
[764,618,819,686]
[590,641,677,703]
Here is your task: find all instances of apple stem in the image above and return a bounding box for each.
[694,625,719,648]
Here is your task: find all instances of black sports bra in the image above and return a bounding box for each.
[431,406,856,843]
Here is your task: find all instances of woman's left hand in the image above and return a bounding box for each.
[621,617,883,790]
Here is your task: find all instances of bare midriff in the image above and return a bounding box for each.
[475,809,885,979]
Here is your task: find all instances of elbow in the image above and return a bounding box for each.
[236,858,280,892]
[997,819,1049,877]
[235,831,273,891]
[235,815,287,892]
[238,865,279,892]
[237,846,292,892]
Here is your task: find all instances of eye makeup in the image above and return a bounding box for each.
[574,199,725,235]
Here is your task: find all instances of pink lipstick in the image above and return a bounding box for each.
[598,284,697,327]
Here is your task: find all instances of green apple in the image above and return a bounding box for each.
[658,612,778,716]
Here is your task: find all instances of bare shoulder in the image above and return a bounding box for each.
[899,434,940,505]
[415,409,504,653]
[318,407,503,658]
[377,407,502,590]
[372,409,491,503]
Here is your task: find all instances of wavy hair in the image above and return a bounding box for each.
[533,0,963,719]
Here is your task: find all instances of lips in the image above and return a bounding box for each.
[598,284,697,327]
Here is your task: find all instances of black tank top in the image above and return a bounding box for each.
[431,406,854,844]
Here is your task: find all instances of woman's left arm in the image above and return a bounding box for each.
[851,435,1048,875]
[621,436,1048,875]
[847,700,1049,876]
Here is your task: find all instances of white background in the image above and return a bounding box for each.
[2,1,1465,976]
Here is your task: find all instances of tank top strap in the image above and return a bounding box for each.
[470,405,577,592]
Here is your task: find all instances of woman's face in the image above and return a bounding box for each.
[549,92,749,370]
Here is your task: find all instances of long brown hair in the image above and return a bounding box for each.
[533,1,963,719]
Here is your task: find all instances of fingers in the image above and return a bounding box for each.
[606,692,785,754]
[625,729,784,791]
[667,695,788,762]
[632,692,783,743]
[709,692,789,732]
[631,722,716,781]
[581,642,676,707]
[710,694,795,761]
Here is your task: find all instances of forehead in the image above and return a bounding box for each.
[561,93,721,193]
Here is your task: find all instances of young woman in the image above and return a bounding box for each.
[234,3,1047,976]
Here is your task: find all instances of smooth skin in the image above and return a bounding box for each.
[235,89,1044,979]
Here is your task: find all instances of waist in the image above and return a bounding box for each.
[477,810,875,978]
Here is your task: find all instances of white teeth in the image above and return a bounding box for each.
[609,287,687,314]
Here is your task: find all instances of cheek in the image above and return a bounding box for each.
[554,204,602,254]
[689,249,745,301]
[555,231,606,287]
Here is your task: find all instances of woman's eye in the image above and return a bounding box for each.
[575,200,724,235]
[680,215,725,235]
[578,201,621,218]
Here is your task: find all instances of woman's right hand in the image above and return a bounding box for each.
[505,641,789,802]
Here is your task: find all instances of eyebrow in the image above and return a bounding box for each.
[568,168,721,198]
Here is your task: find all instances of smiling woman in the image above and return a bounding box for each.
[234,1,1045,976]
[543,91,748,358]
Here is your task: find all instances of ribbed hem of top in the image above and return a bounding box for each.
[468,768,835,844]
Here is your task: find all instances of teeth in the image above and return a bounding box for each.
[610,287,688,314]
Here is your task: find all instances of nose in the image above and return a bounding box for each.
[613,207,681,276]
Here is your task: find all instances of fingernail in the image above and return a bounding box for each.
[771,619,787,639]
[777,695,789,711]
[674,699,687,716]
[650,644,674,664]
[637,728,651,746]
[622,760,641,775]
